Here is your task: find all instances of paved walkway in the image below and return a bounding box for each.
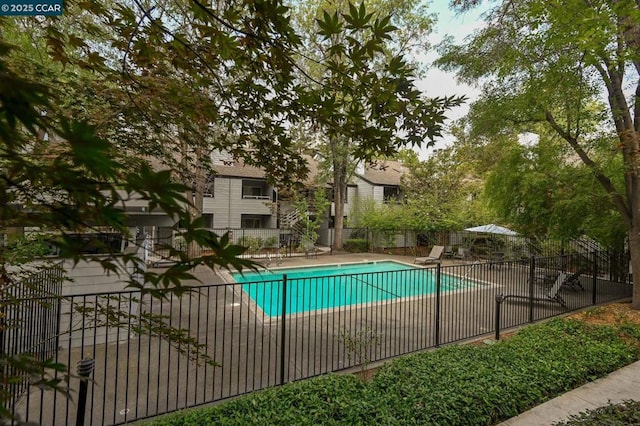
[500,360,640,425]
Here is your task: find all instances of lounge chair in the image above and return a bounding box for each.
[534,269,560,287]
[547,273,568,308]
[443,246,454,258]
[562,267,586,291]
[535,268,585,291]
[453,247,469,261]
[414,245,444,264]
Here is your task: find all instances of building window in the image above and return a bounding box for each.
[204,175,214,197]
[242,180,270,200]
[241,214,268,229]
[202,214,214,228]
[383,186,401,203]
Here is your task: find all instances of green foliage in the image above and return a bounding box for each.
[149,374,383,425]
[1,0,311,415]
[147,318,640,426]
[293,187,331,249]
[483,128,626,244]
[368,229,398,250]
[554,400,640,426]
[349,197,411,230]
[294,1,463,249]
[401,136,494,230]
[237,236,263,252]
[344,239,368,252]
[237,236,277,251]
[4,234,53,263]
[370,319,637,425]
[438,0,640,292]
[263,236,278,248]
[339,325,381,371]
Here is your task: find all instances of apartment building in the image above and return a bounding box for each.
[204,163,277,229]
[354,160,406,204]
[201,157,406,230]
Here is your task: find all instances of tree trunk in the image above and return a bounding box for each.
[629,170,640,310]
[333,185,345,251]
[333,165,347,251]
[630,228,640,310]
[182,143,207,259]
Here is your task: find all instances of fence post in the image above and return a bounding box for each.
[279,274,288,386]
[529,256,535,323]
[435,263,441,347]
[495,294,504,340]
[592,251,598,305]
[75,357,95,426]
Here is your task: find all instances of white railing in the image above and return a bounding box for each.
[280,209,301,228]
[242,195,272,200]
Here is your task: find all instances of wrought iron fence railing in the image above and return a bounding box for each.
[1,262,64,407]
[150,226,616,262]
[5,252,631,425]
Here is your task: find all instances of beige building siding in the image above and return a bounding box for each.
[355,179,375,199]
[372,185,385,203]
[203,177,276,229]
[329,185,357,218]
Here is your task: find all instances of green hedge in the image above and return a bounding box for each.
[148,319,640,426]
[370,320,637,424]
[344,238,368,253]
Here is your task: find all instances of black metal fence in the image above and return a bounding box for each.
[1,262,64,408]
[7,252,632,425]
[150,227,306,259]
[333,228,618,259]
[150,226,616,262]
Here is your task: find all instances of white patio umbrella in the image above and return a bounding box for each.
[464,224,518,236]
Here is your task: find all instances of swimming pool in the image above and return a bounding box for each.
[232,261,471,316]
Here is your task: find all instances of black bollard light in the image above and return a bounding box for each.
[495,294,504,341]
[76,357,95,426]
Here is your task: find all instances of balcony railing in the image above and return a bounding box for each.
[242,195,271,200]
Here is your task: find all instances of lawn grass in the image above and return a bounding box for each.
[147,317,640,426]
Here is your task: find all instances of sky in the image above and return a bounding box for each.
[413,2,490,159]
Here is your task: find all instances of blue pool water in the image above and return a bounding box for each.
[232,261,470,316]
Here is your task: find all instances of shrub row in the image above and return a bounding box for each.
[554,400,640,425]
[149,319,640,426]
[344,238,368,253]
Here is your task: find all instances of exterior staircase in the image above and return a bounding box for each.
[280,208,301,229]
[279,206,317,249]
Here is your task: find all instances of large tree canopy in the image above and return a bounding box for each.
[0,1,465,417]
[482,127,626,246]
[290,1,463,250]
[401,126,493,230]
[0,0,306,418]
[438,0,640,308]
